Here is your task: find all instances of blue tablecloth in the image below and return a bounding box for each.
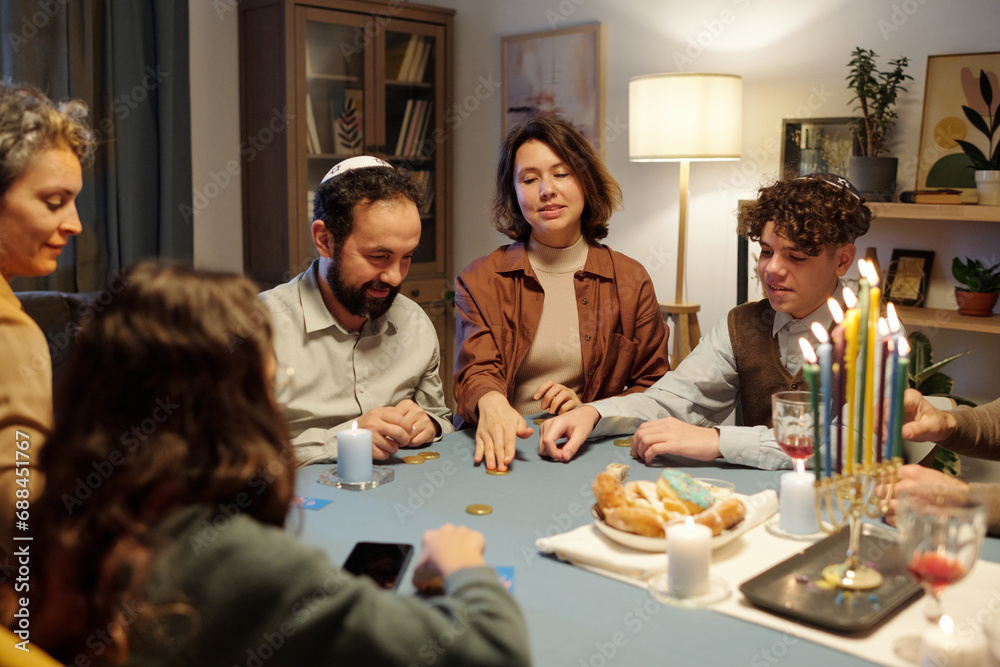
[290,428,1000,667]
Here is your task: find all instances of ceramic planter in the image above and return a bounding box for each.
[848,156,898,202]
[955,289,999,316]
[975,170,1000,206]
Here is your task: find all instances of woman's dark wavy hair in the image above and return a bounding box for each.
[0,80,95,200]
[737,176,872,256]
[25,261,294,662]
[491,114,622,242]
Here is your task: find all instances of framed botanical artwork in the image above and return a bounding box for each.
[884,249,935,307]
[780,117,860,180]
[916,51,1000,196]
[501,23,605,154]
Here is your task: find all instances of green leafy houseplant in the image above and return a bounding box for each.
[952,256,1000,293]
[956,69,1000,170]
[906,331,973,475]
[846,48,912,157]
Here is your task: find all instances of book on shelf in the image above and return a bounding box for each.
[899,189,964,204]
[397,35,420,80]
[307,190,316,223]
[394,99,415,156]
[411,170,434,214]
[403,100,425,155]
[411,100,434,156]
[412,39,431,82]
[385,38,408,80]
[305,94,322,155]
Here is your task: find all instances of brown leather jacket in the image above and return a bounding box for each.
[454,241,670,427]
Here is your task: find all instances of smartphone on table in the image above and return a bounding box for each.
[343,541,414,590]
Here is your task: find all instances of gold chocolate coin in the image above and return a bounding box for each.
[533,418,546,425]
[466,504,493,515]
[418,451,441,460]
[485,468,510,476]
[613,437,633,448]
[401,456,424,464]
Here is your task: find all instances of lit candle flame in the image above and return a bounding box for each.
[868,259,880,287]
[858,259,869,281]
[843,286,858,308]
[684,515,695,529]
[887,302,900,333]
[810,321,829,343]
[898,336,910,357]
[878,318,889,337]
[798,336,818,363]
[939,615,954,634]
[352,420,359,430]
[827,297,844,324]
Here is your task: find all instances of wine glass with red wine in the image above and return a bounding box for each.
[772,391,816,474]
[893,487,986,663]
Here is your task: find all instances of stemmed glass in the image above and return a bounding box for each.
[893,487,987,663]
[772,391,816,474]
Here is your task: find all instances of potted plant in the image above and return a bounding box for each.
[952,256,1000,316]
[956,68,1000,206]
[845,47,912,201]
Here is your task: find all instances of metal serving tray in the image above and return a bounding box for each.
[739,523,922,633]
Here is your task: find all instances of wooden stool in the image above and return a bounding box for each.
[659,302,701,368]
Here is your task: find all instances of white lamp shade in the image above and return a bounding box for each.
[629,73,742,161]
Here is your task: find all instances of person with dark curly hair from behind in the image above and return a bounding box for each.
[2,262,530,667]
[540,174,872,470]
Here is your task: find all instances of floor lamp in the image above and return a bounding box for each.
[628,73,742,367]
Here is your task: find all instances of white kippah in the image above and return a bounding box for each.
[320,155,393,184]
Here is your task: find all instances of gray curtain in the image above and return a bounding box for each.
[1,0,192,292]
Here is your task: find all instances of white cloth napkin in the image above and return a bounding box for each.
[536,490,779,587]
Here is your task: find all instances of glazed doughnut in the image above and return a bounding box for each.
[604,506,666,537]
[693,497,747,536]
[592,472,628,511]
[656,469,715,515]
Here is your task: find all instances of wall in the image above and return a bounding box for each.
[190,0,1000,403]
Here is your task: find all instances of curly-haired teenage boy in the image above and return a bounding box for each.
[538,173,872,470]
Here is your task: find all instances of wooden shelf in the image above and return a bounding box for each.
[895,306,1000,334]
[870,202,1000,222]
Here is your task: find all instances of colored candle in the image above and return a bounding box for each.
[875,319,890,463]
[891,338,911,459]
[828,298,846,475]
[843,304,860,475]
[856,261,870,466]
[863,262,880,467]
[337,421,373,482]
[883,337,898,461]
[809,324,833,477]
[667,517,712,597]
[799,338,821,480]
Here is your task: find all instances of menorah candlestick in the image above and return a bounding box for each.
[813,458,901,590]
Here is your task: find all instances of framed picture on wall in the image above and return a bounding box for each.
[780,117,860,180]
[915,51,1000,196]
[501,23,605,154]
[884,249,935,307]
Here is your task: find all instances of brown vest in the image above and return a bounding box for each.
[728,299,805,428]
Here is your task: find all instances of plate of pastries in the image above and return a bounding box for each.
[591,464,750,552]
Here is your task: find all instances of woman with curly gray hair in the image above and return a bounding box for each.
[0,81,94,558]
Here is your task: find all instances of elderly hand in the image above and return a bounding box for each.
[533,380,582,415]
[901,388,957,443]
[883,463,968,528]
[474,392,534,471]
[631,418,722,464]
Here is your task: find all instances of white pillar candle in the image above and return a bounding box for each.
[921,615,989,667]
[667,516,712,597]
[337,422,372,482]
[779,471,819,535]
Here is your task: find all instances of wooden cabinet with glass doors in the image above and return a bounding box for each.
[239,0,455,404]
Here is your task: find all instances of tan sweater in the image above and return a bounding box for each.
[511,236,588,414]
[0,276,52,558]
[942,398,1000,536]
